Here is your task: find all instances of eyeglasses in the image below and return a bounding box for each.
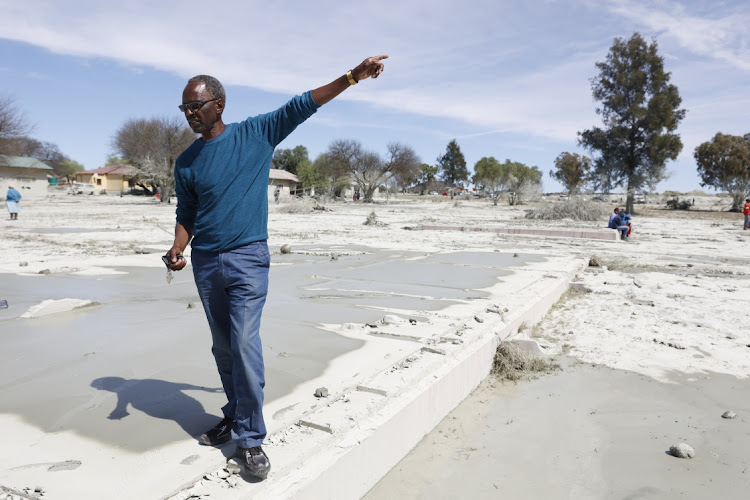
[178,98,218,113]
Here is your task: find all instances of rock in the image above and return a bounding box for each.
[409,318,417,325]
[364,211,378,225]
[314,387,329,398]
[474,315,484,323]
[215,468,230,479]
[588,257,601,267]
[34,486,44,493]
[226,458,243,475]
[721,410,737,419]
[330,253,338,261]
[187,302,196,309]
[39,269,51,275]
[381,314,405,325]
[280,244,291,254]
[22,299,97,319]
[513,253,519,257]
[669,443,695,458]
[19,262,28,267]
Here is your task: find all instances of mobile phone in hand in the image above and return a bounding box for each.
[161,256,172,267]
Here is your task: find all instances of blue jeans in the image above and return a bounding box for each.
[192,241,270,448]
[616,225,629,238]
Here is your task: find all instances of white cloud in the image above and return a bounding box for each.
[0,1,602,142]
[1,0,748,191]
[607,0,750,70]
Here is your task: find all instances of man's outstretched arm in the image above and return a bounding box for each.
[311,55,388,106]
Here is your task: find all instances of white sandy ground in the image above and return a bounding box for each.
[5,191,745,382]
[1,191,749,499]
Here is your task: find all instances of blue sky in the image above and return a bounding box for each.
[1,0,748,192]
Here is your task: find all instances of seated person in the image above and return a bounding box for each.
[608,211,630,240]
[608,207,620,227]
[621,212,632,236]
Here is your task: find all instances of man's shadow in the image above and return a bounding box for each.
[91,376,225,450]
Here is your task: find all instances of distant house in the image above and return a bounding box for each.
[75,164,137,194]
[268,168,299,199]
[0,155,54,200]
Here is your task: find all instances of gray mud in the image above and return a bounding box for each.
[366,358,750,499]
[0,248,541,453]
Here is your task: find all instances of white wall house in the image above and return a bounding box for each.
[0,155,54,200]
[268,168,299,200]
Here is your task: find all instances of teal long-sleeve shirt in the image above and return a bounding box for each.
[174,91,319,252]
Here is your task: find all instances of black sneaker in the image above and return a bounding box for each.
[199,416,235,446]
[228,446,271,479]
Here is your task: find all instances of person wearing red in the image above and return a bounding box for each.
[743,198,750,230]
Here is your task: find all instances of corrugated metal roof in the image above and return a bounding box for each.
[0,155,54,170]
[269,168,299,182]
[80,164,137,176]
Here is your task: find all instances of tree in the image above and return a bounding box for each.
[550,152,592,195]
[473,156,504,205]
[578,32,685,214]
[694,133,750,212]
[498,159,542,205]
[295,160,321,195]
[106,155,127,166]
[113,116,195,202]
[0,95,34,155]
[315,152,351,197]
[0,96,81,177]
[273,145,311,176]
[385,142,420,195]
[59,160,85,182]
[30,140,68,177]
[322,139,420,202]
[416,163,438,195]
[2,136,73,178]
[437,139,468,192]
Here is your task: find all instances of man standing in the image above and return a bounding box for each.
[164,55,387,479]
[744,198,750,230]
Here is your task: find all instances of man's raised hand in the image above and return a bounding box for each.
[353,55,388,82]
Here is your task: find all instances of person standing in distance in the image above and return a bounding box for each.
[163,55,387,479]
[5,185,21,220]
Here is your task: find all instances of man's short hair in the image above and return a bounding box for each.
[614,207,619,212]
[188,74,226,103]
